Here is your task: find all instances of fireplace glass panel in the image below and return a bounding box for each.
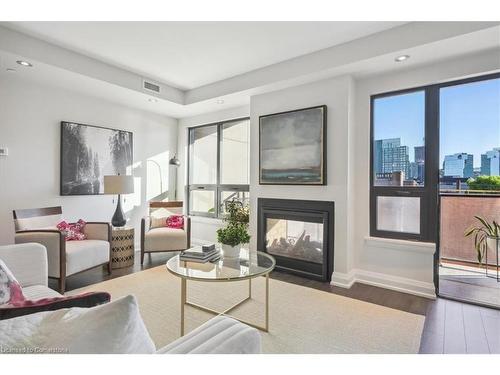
[265,217,324,264]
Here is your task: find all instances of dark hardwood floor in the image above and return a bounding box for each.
[420,297,500,353]
[54,251,500,354]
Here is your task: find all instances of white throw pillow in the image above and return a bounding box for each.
[0,295,156,354]
[150,216,168,229]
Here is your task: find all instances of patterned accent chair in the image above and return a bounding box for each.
[140,201,191,265]
[13,206,111,293]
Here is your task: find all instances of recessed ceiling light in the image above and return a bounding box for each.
[16,60,33,67]
[148,98,158,103]
[216,99,225,104]
[395,55,410,62]
[6,68,16,73]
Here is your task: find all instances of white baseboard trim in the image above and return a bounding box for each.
[331,268,436,299]
[330,270,356,289]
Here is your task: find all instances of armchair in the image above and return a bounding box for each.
[140,201,191,265]
[13,206,111,293]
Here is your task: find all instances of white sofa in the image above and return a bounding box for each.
[0,243,261,354]
[0,243,61,300]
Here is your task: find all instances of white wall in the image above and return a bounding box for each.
[250,75,355,276]
[177,105,250,243]
[0,75,178,245]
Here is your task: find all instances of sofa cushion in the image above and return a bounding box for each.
[157,315,261,354]
[0,295,155,354]
[145,227,187,252]
[66,240,110,276]
[0,243,48,288]
[22,285,62,300]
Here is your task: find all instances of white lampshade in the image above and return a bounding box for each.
[104,175,134,195]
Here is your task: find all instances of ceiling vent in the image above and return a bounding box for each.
[143,79,161,94]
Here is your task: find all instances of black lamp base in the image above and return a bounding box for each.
[112,194,126,227]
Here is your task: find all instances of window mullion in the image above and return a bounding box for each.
[216,123,222,218]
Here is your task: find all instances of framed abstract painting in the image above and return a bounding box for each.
[259,105,327,185]
[60,121,133,195]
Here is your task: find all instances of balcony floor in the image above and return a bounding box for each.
[439,263,500,308]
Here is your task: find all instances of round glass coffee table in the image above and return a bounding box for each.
[166,249,275,336]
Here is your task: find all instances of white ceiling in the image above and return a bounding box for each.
[0,22,498,118]
[4,21,405,90]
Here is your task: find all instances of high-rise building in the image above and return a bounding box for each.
[374,138,410,178]
[414,146,425,163]
[443,153,474,178]
[414,146,425,183]
[480,147,500,176]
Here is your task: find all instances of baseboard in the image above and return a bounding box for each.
[331,268,436,299]
[330,270,356,289]
[355,269,436,299]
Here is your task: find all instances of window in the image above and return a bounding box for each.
[439,78,500,191]
[370,89,438,242]
[370,73,499,242]
[188,118,250,218]
[373,91,426,187]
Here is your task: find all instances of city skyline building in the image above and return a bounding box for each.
[480,147,500,176]
[374,138,410,179]
[443,153,474,178]
[375,136,499,187]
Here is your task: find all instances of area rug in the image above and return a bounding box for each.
[69,266,424,353]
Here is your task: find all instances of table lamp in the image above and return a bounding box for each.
[104,175,134,227]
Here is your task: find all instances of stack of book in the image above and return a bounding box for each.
[179,244,220,263]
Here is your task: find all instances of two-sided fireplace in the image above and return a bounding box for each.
[257,198,334,281]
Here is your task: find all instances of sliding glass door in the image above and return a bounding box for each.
[438,75,500,308]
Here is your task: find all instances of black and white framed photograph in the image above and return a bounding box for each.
[259,105,327,185]
[60,121,133,195]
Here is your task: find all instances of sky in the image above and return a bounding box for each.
[374,77,500,168]
[440,78,500,168]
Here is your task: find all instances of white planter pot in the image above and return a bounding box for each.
[221,244,241,258]
[486,236,500,257]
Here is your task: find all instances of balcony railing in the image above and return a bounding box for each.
[440,192,500,266]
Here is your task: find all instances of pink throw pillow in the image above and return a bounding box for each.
[57,219,87,241]
[0,260,25,306]
[166,215,184,229]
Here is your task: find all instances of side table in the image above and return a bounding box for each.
[111,226,135,269]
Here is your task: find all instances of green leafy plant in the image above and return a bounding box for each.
[464,216,500,264]
[467,175,500,191]
[224,200,249,225]
[217,222,250,247]
[217,199,250,247]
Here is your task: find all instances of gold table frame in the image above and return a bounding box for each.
[167,252,275,337]
[179,274,270,336]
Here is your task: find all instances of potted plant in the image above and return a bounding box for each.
[217,200,250,258]
[464,216,500,265]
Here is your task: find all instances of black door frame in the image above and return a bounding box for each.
[370,72,500,297]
